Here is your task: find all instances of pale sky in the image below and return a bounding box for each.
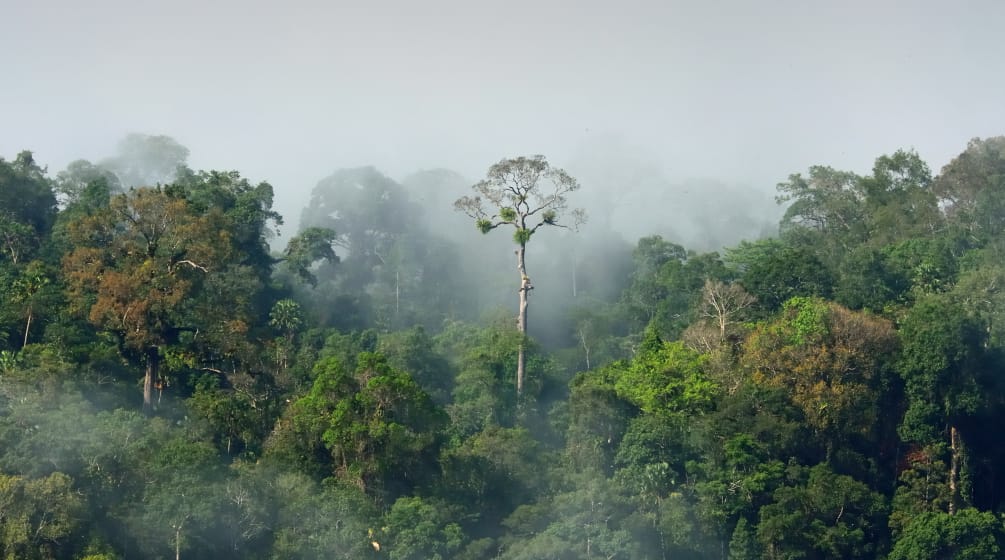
[3,0,1004,237]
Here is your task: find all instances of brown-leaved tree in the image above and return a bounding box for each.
[63,187,235,412]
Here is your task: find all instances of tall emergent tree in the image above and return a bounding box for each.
[455,155,585,394]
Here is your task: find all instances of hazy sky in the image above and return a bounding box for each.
[3,0,1004,234]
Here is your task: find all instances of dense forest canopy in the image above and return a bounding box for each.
[3,135,1005,559]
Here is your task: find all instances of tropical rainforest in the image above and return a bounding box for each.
[3,134,1005,560]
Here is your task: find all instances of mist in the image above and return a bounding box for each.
[5,0,1004,242]
[4,1,1005,559]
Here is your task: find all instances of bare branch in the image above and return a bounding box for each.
[171,259,209,273]
[701,279,756,340]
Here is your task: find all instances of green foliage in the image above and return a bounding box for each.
[378,326,454,405]
[0,151,58,239]
[729,517,761,560]
[860,150,940,245]
[0,471,84,560]
[735,242,834,311]
[897,295,984,444]
[613,334,716,416]
[564,366,635,473]
[781,296,829,345]
[267,472,378,560]
[889,444,953,536]
[439,320,531,435]
[121,436,231,558]
[889,508,1003,560]
[188,372,277,456]
[439,426,550,532]
[833,246,909,311]
[285,352,445,495]
[691,429,787,532]
[623,236,680,322]
[4,138,1005,560]
[757,463,888,559]
[497,476,639,560]
[614,415,686,494]
[777,165,864,239]
[55,159,121,208]
[269,298,304,336]
[382,496,464,560]
[283,227,338,286]
[172,169,283,276]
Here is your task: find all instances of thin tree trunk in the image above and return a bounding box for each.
[174,516,187,560]
[571,253,577,298]
[144,346,159,414]
[949,425,960,515]
[22,308,32,348]
[516,243,530,395]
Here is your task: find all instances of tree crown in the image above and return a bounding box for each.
[454,155,585,244]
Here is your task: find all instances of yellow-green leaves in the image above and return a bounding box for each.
[613,335,716,416]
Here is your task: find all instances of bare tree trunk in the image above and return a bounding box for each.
[22,308,31,348]
[516,243,530,395]
[173,516,188,560]
[571,252,578,298]
[949,425,960,515]
[579,328,591,370]
[144,346,159,414]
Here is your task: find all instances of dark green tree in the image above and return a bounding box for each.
[897,295,985,515]
[279,352,445,498]
[889,509,1003,560]
[282,226,338,286]
[757,463,888,560]
[729,240,834,312]
[0,151,58,244]
[381,496,464,560]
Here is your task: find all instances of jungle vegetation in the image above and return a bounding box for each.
[3,135,1005,559]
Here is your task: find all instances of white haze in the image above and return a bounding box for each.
[3,0,1005,244]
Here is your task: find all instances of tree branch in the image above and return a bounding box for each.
[171,259,208,273]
